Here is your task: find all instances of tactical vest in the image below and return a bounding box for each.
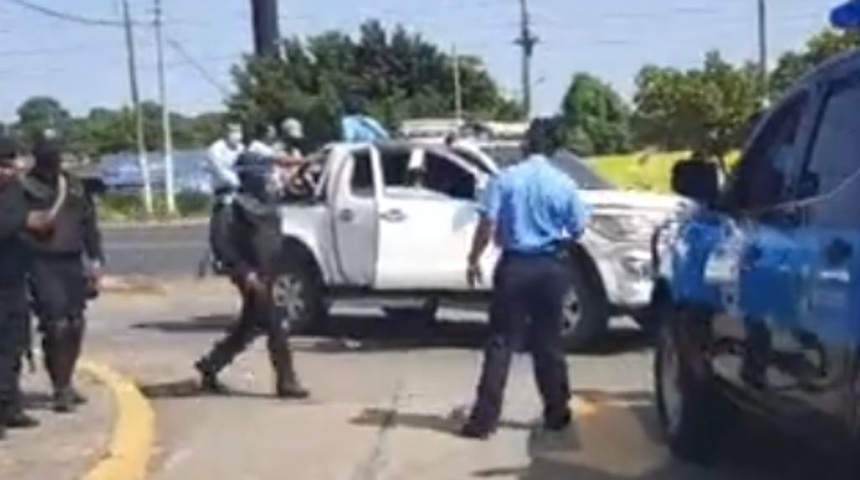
[21,172,90,255]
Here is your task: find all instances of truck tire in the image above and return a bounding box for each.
[273,254,328,335]
[383,300,439,326]
[561,263,609,352]
[654,304,734,465]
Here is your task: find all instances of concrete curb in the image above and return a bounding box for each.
[101,218,208,230]
[100,276,167,295]
[78,360,155,480]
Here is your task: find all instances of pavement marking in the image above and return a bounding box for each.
[79,359,155,480]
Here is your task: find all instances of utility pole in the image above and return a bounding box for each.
[251,0,281,57]
[515,0,538,120]
[757,0,769,106]
[153,0,176,215]
[122,0,152,216]
[452,44,463,122]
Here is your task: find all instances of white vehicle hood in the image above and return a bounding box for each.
[579,189,688,215]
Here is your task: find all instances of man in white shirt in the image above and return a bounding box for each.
[206,124,245,195]
[206,124,245,270]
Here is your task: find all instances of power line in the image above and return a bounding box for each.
[165,38,231,96]
[4,0,132,27]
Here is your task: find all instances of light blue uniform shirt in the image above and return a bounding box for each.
[341,115,390,142]
[479,154,591,254]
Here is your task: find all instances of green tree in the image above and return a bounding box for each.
[228,20,521,146]
[16,96,71,144]
[632,51,760,160]
[770,29,860,99]
[559,73,631,156]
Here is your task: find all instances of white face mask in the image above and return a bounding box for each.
[227,132,243,146]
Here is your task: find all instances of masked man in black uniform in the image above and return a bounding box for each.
[22,139,104,413]
[0,137,43,438]
[194,152,310,399]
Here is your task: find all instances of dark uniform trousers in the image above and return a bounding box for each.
[28,253,88,395]
[469,251,572,426]
[208,190,234,267]
[0,290,30,415]
[197,279,299,387]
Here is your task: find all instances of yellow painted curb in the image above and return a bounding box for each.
[78,360,155,480]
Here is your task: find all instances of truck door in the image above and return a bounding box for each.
[786,73,860,439]
[330,145,381,286]
[704,89,813,407]
[373,145,494,290]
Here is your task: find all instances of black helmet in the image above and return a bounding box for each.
[32,138,64,172]
[234,151,273,202]
[0,136,19,165]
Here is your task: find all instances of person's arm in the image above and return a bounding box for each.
[81,186,105,266]
[467,177,501,265]
[565,180,591,239]
[0,182,28,240]
[207,142,240,188]
[363,117,390,140]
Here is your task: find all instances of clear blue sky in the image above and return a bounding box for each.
[0,0,843,122]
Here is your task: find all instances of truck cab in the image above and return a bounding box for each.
[275,139,681,350]
[651,48,860,472]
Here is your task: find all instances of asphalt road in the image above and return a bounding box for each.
[103,223,209,277]
[79,282,823,480]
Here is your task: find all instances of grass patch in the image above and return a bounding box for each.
[592,150,741,192]
[97,192,211,223]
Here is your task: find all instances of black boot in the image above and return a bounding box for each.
[4,408,39,429]
[194,359,231,395]
[269,335,309,400]
[52,388,75,414]
[66,319,87,406]
[44,323,77,413]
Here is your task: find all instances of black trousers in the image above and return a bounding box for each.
[28,254,88,393]
[0,289,30,413]
[468,253,572,426]
[198,282,300,386]
[208,193,233,266]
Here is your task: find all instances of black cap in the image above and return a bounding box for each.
[0,136,19,165]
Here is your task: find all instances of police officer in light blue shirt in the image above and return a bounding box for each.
[340,95,390,143]
[460,117,591,439]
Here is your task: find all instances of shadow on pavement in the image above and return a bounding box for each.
[137,378,291,402]
[131,312,652,355]
[351,388,819,480]
[351,406,535,437]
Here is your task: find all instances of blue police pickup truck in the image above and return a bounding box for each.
[650,46,860,475]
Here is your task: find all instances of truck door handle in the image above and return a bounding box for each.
[825,238,852,265]
[379,209,406,222]
[337,208,354,222]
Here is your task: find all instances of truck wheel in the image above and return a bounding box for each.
[654,304,733,465]
[273,256,327,335]
[383,300,439,326]
[561,265,609,352]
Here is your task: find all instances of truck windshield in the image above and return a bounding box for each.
[483,146,615,190]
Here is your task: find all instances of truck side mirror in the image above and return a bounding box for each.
[671,159,720,206]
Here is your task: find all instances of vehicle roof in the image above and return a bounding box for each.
[787,47,860,93]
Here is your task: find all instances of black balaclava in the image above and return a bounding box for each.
[235,151,275,205]
[32,139,63,182]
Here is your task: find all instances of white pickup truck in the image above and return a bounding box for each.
[271,140,684,350]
